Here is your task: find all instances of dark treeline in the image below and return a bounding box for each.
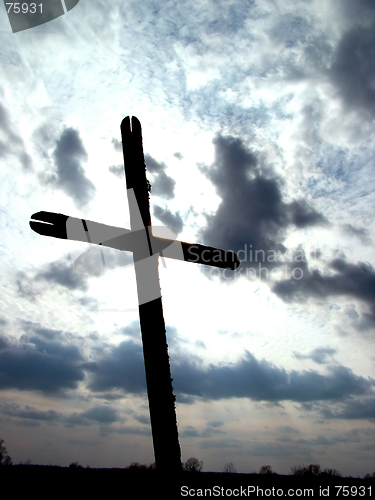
[2,437,375,497]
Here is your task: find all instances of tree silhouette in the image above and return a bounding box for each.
[223,462,236,473]
[321,468,341,477]
[291,464,321,476]
[259,465,274,474]
[184,457,203,472]
[69,461,83,468]
[0,438,12,466]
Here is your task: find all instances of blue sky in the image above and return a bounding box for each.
[1,0,375,475]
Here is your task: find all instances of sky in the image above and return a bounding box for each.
[0,0,375,476]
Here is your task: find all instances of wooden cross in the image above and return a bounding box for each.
[30,116,240,473]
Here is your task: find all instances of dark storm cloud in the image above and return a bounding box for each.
[293,347,337,365]
[330,22,375,116]
[288,200,326,228]
[144,154,176,199]
[273,258,375,326]
[334,0,375,26]
[21,320,65,341]
[153,205,183,234]
[0,401,120,427]
[52,128,96,208]
[144,154,165,173]
[0,401,60,422]
[87,339,373,404]
[316,397,375,421]
[0,336,8,350]
[0,102,32,170]
[199,135,327,277]
[173,352,373,403]
[0,334,84,394]
[87,340,147,394]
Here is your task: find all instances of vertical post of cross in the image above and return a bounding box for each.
[121,116,182,473]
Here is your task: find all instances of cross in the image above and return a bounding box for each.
[30,116,240,473]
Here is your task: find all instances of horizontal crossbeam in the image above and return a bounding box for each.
[30,209,240,270]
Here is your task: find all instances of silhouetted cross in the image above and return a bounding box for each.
[30,116,239,473]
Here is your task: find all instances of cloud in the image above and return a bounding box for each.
[33,255,90,292]
[199,135,327,277]
[153,205,183,234]
[296,435,332,446]
[173,352,374,403]
[15,273,42,302]
[111,152,176,199]
[86,339,373,404]
[0,401,61,422]
[108,164,124,178]
[293,347,337,365]
[0,336,8,351]
[0,400,120,427]
[144,154,165,174]
[333,0,375,28]
[118,321,141,340]
[316,397,375,421]
[278,426,300,435]
[273,257,375,328]
[180,424,225,438]
[200,438,243,449]
[65,405,120,426]
[105,425,151,436]
[288,200,327,228]
[268,14,310,49]
[111,138,122,152]
[330,22,375,116]
[134,413,150,425]
[0,102,32,170]
[145,154,176,199]
[150,171,176,199]
[341,224,371,244]
[0,334,84,394]
[52,128,96,208]
[206,420,224,428]
[87,340,147,394]
[21,320,66,341]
